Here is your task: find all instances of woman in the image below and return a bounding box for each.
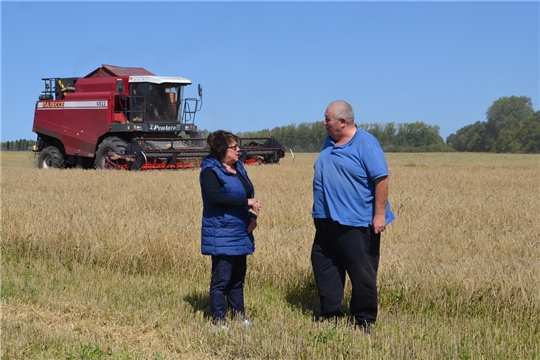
[200,130,262,328]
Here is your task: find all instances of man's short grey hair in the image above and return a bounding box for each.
[328,100,354,124]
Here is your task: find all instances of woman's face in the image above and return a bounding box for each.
[222,140,240,166]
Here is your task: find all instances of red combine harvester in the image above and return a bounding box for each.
[32,64,285,169]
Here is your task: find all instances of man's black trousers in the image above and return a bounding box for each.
[311,218,380,325]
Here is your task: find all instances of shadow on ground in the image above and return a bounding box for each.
[183,291,212,319]
[284,271,320,318]
[184,272,327,320]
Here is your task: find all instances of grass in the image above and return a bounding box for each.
[1,151,539,359]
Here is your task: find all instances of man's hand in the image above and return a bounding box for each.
[373,214,386,234]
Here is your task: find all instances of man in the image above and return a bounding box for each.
[311,100,395,331]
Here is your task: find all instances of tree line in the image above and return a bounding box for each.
[1,139,36,151]
[238,121,449,153]
[238,96,539,154]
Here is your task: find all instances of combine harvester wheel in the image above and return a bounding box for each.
[95,137,128,170]
[38,146,64,169]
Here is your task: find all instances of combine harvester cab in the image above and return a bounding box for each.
[32,64,284,170]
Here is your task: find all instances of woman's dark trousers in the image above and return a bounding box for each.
[210,255,247,323]
[311,218,380,326]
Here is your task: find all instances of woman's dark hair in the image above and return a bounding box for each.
[207,130,238,160]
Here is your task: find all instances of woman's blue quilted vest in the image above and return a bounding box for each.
[200,156,255,256]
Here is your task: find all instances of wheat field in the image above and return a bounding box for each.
[1,151,539,359]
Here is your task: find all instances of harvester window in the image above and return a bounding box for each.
[127,83,181,123]
[116,79,124,94]
[147,85,177,123]
[130,84,147,122]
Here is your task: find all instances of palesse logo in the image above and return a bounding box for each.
[149,124,181,131]
[42,102,65,108]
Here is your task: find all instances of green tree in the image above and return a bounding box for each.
[448,121,488,152]
[495,129,521,153]
[486,96,535,151]
[515,112,540,153]
[309,122,327,152]
[394,122,444,148]
[448,96,538,153]
[296,122,312,151]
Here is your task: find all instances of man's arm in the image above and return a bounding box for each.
[373,176,389,234]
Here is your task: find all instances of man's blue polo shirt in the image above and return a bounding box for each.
[312,128,396,227]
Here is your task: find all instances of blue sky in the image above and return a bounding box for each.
[1,1,539,142]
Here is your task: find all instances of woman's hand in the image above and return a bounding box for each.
[247,217,257,233]
[248,198,262,213]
